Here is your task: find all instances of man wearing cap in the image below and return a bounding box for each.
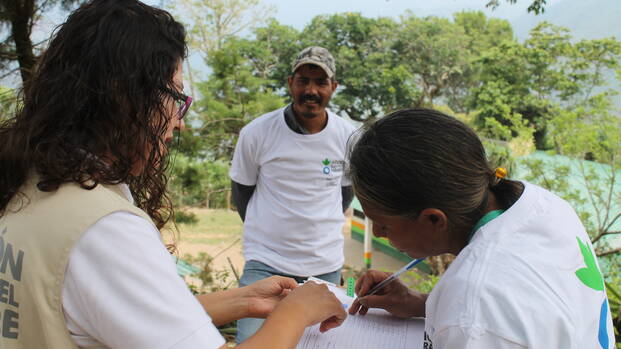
[229,46,356,342]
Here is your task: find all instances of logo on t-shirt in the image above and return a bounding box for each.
[574,237,610,349]
[322,158,346,175]
[423,331,433,348]
[0,227,22,340]
[322,158,331,174]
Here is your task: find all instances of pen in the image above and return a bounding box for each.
[362,258,425,297]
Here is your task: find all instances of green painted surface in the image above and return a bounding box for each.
[172,256,201,277]
[517,151,621,234]
[351,227,432,274]
[351,224,364,235]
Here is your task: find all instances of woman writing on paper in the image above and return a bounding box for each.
[0,1,345,348]
[347,108,615,348]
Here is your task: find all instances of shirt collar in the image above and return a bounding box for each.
[284,103,311,135]
[117,183,134,205]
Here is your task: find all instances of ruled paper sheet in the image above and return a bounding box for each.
[295,283,424,349]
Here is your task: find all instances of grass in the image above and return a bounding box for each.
[172,208,243,245]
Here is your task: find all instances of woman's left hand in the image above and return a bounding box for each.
[242,276,298,318]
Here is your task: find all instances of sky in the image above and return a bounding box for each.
[1,0,615,87]
[258,0,536,28]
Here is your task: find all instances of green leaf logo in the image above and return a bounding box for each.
[322,158,331,166]
[575,237,604,291]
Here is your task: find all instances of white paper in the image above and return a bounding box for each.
[296,283,425,349]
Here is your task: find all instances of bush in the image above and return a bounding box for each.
[174,210,199,225]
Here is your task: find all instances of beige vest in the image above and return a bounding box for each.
[0,178,153,348]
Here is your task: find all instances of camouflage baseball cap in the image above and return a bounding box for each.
[291,46,336,79]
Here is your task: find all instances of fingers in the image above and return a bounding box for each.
[290,282,349,331]
[319,315,343,333]
[355,270,390,297]
[348,298,362,315]
[319,304,347,333]
[358,294,390,311]
[268,275,299,290]
[347,299,371,316]
[359,305,369,315]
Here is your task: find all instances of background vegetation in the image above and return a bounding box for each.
[1,0,620,344]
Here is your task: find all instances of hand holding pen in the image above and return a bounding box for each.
[348,258,428,318]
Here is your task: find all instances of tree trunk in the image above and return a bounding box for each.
[9,0,37,91]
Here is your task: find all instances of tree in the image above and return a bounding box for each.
[168,153,231,209]
[169,0,274,57]
[486,0,548,14]
[298,13,405,121]
[0,0,81,88]
[395,14,471,109]
[470,22,621,150]
[244,19,300,90]
[195,38,284,161]
[450,11,513,112]
[542,95,620,257]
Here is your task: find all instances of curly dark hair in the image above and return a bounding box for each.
[0,0,187,229]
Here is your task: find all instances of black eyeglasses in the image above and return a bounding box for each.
[163,87,192,120]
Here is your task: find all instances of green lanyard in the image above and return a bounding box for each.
[467,209,505,243]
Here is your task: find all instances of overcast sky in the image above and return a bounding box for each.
[1,0,603,87]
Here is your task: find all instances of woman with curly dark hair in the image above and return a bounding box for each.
[0,1,345,348]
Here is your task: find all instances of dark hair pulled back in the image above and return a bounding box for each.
[348,108,523,235]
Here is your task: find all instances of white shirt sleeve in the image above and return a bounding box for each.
[229,127,259,186]
[62,211,225,349]
[433,326,527,349]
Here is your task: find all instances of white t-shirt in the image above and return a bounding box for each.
[62,184,225,349]
[230,107,356,276]
[424,182,615,349]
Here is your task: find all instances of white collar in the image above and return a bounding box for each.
[117,183,134,205]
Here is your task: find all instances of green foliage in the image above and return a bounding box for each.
[486,0,549,14]
[246,19,301,87]
[520,82,621,257]
[196,38,284,161]
[170,8,621,275]
[400,270,440,294]
[484,140,518,175]
[396,14,469,108]
[300,13,409,121]
[222,11,517,122]
[471,22,621,150]
[168,153,231,208]
[174,210,199,225]
[181,250,238,341]
[0,86,17,121]
[182,252,217,290]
